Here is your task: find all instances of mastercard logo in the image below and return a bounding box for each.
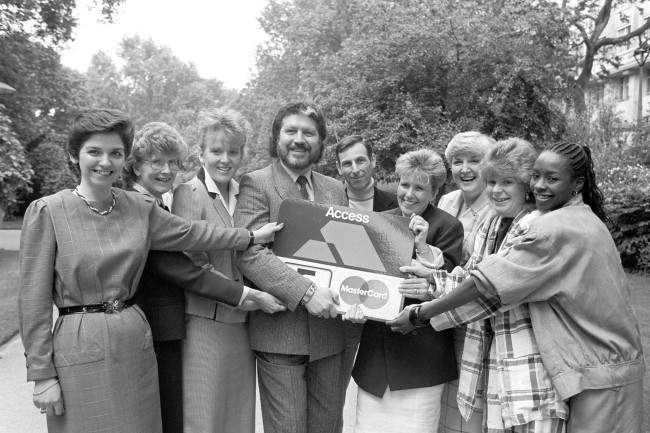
[339,276,389,310]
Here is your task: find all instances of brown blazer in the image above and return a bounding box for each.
[172,174,246,323]
[234,159,349,361]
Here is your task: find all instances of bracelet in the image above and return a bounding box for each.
[300,282,316,306]
[248,230,255,247]
[408,305,429,328]
[33,379,59,396]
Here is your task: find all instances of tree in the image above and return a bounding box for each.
[0,0,125,45]
[85,36,236,141]
[0,0,125,211]
[0,104,33,217]
[564,0,650,113]
[26,134,77,204]
[239,0,573,178]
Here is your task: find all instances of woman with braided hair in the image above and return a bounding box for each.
[389,142,645,433]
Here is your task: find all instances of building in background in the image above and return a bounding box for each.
[588,3,650,125]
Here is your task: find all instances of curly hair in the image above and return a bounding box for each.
[269,102,327,160]
[444,131,496,162]
[395,148,447,191]
[123,122,187,187]
[482,137,538,202]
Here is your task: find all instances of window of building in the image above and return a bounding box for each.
[617,76,630,100]
[617,25,631,53]
[646,75,650,95]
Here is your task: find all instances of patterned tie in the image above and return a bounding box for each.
[296,175,310,200]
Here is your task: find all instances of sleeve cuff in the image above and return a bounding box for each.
[470,271,498,299]
[26,366,58,382]
[429,311,457,331]
[236,228,251,251]
[416,245,445,269]
[237,286,251,307]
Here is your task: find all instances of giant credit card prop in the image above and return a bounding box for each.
[273,199,413,321]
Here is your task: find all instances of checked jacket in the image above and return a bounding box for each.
[427,210,568,431]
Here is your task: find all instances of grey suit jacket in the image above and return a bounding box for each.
[234,159,348,360]
[173,175,246,323]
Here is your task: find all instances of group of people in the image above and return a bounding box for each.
[17,101,644,433]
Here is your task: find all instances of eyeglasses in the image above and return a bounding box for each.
[143,158,182,171]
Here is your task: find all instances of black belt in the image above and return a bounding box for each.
[58,299,135,316]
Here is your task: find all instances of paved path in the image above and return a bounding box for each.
[0,332,357,432]
[0,229,20,250]
[0,336,47,432]
[0,229,357,432]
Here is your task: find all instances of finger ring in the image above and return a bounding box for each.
[40,409,46,414]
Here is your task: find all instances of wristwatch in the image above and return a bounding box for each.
[408,305,429,328]
[300,282,317,306]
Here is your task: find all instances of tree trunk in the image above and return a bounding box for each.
[571,82,588,114]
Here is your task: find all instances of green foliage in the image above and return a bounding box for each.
[0,105,32,212]
[26,134,77,201]
[0,0,125,45]
[238,0,574,176]
[0,0,124,208]
[0,32,88,145]
[86,36,235,144]
[565,107,650,271]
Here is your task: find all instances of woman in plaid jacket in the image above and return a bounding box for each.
[397,138,568,432]
[391,141,644,433]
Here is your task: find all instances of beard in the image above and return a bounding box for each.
[277,142,323,170]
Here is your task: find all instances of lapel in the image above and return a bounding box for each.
[272,159,303,201]
[311,171,333,204]
[196,168,233,227]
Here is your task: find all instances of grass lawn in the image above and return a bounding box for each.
[0,250,19,346]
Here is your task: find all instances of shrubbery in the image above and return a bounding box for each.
[565,106,650,271]
[0,105,32,217]
[26,134,77,202]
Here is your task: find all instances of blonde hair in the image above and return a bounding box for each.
[197,107,251,154]
[444,131,496,162]
[395,149,447,190]
[123,122,187,186]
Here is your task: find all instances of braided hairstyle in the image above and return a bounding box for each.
[546,142,609,223]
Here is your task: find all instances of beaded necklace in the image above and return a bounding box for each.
[73,187,116,215]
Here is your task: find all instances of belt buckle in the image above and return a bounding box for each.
[104,299,124,314]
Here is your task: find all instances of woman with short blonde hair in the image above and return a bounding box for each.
[437,131,496,433]
[350,148,463,433]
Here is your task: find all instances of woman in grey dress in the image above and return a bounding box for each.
[19,108,280,433]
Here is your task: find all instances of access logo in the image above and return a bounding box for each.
[339,276,389,309]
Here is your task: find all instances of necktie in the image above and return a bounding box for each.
[297,175,309,200]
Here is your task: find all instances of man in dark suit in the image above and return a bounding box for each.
[335,135,397,212]
[234,102,350,433]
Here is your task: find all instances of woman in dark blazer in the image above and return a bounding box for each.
[349,148,463,433]
[122,122,285,433]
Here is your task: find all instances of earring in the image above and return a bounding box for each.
[571,190,577,197]
[526,191,535,202]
